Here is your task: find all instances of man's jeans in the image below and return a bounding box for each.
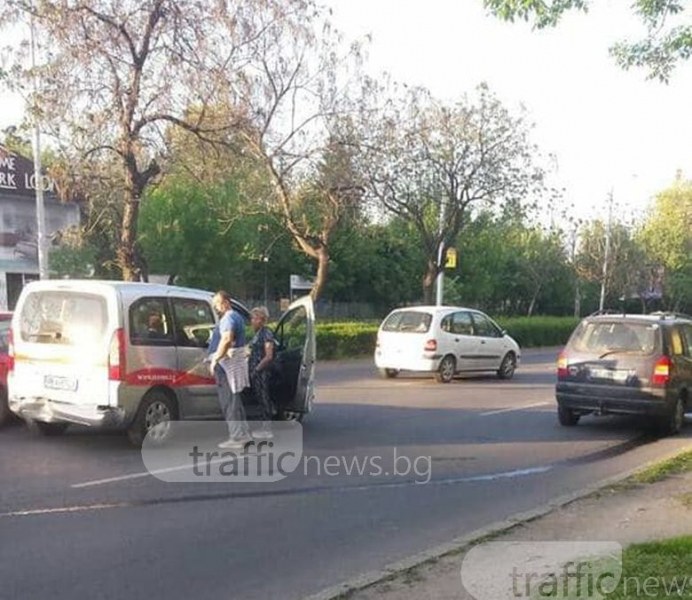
[214,364,250,440]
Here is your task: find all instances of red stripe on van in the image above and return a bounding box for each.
[125,368,215,387]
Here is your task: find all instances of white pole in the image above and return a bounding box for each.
[434,198,446,306]
[30,4,49,280]
[598,189,613,312]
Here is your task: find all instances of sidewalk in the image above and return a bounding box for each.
[314,452,692,600]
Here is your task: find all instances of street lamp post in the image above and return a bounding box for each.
[598,189,614,312]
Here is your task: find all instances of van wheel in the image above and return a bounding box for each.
[0,386,10,427]
[127,390,177,447]
[379,368,399,379]
[497,353,516,380]
[27,420,69,436]
[557,403,580,427]
[658,396,685,436]
[435,355,456,384]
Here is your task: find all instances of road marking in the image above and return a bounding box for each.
[480,401,552,417]
[72,453,268,489]
[0,502,129,518]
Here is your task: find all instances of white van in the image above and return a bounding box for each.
[374,306,520,383]
[9,280,315,445]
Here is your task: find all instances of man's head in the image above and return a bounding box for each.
[212,290,233,316]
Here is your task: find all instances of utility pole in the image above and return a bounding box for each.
[30,5,49,279]
[598,189,613,312]
[434,197,446,306]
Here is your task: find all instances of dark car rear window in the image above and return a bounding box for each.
[19,291,108,345]
[382,311,432,333]
[568,321,659,355]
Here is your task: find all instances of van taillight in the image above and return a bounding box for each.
[424,339,437,352]
[557,351,569,379]
[108,328,126,381]
[652,356,672,386]
[7,328,14,373]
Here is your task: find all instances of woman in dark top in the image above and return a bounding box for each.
[249,306,275,439]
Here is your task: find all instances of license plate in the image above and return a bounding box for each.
[44,375,78,392]
[589,368,628,383]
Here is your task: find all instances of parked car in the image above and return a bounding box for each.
[0,312,13,426]
[9,280,315,445]
[556,311,692,435]
[374,306,521,383]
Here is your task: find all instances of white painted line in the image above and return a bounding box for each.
[480,401,552,417]
[0,502,128,518]
[72,453,266,489]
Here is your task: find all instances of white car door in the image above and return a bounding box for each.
[450,311,480,371]
[470,312,506,371]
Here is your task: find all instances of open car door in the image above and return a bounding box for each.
[272,295,316,421]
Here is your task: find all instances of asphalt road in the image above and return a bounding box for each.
[1,348,690,600]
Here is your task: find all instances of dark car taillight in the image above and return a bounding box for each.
[652,355,672,386]
[557,351,569,379]
[108,328,126,381]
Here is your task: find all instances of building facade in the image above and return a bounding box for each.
[0,144,80,310]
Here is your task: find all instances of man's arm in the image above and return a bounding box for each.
[210,315,235,368]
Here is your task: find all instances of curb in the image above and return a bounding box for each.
[303,446,691,600]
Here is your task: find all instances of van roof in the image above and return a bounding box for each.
[23,279,214,297]
[389,305,479,314]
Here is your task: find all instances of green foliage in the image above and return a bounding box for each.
[494,315,579,347]
[483,0,587,28]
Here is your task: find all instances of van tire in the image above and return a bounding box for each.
[27,420,69,436]
[379,368,399,379]
[657,396,685,436]
[497,353,517,380]
[0,386,10,427]
[127,390,177,447]
[435,355,456,384]
[557,403,580,426]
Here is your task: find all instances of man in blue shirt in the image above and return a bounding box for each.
[209,290,251,448]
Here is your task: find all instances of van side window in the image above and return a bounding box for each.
[681,325,692,358]
[171,298,215,348]
[129,298,174,346]
[471,313,500,338]
[451,312,473,335]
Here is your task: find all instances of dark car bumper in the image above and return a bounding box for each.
[556,383,671,416]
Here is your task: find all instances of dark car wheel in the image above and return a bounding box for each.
[27,420,69,436]
[277,410,305,423]
[557,403,580,427]
[127,390,177,447]
[379,368,399,379]
[0,386,10,427]
[435,355,456,384]
[658,396,685,436]
[497,353,517,380]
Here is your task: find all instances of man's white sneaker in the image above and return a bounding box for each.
[252,429,274,440]
[218,437,252,449]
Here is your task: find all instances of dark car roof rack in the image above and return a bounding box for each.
[587,309,625,317]
[648,311,692,321]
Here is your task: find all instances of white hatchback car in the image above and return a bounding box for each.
[374,306,521,383]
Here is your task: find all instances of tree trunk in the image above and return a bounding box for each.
[118,193,140,281]
[422,259,438,305]
[310,246,329,302]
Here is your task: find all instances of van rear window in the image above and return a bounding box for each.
[19,291,108,345]
[569,321,659,355]
[382,311,432,333]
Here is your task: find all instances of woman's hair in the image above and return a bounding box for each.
[251,306,270,321]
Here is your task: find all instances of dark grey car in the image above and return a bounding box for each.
[556,312,692,435]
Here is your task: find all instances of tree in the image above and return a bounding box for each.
[1,0,328,280]
[484,0,692,81]
[356,83,545,303]
[638,178,692,311]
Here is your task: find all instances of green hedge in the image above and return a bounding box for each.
[315,316,579,360]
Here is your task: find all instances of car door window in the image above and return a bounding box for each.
[670,327,684,356]
[681,325,692,358]
[276,306,307,351]
[129,297,174,346]
[451,311,473,335]
[171,298,215,348]
[471,313,500,338]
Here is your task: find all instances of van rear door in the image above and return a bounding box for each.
[13,288,113,409]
